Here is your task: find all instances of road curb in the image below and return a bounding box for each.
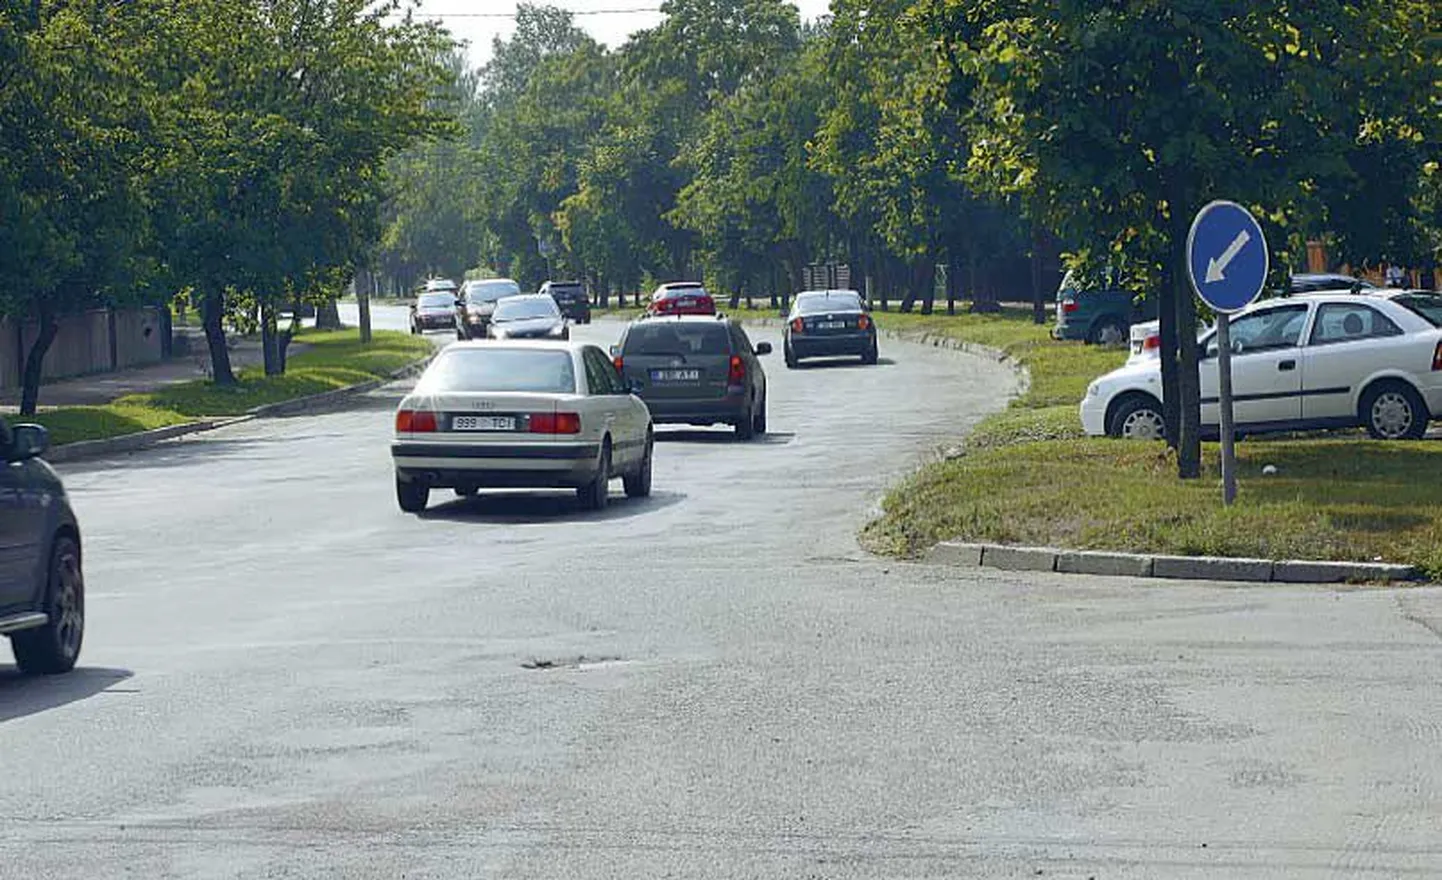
[45,352,435,463]
[924,540,1428,586]
[44,417,254,464]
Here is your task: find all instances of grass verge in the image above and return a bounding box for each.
[852,304,1442,578]
[13,329,431,446]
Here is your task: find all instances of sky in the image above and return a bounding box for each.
[412,0,833,69]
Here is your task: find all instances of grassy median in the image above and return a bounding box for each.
[851,305,1442,578]
[16,329,431,446]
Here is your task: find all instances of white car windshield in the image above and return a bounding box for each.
[494,298,560,321]
[418,348,575,394]
[467,280,519,303]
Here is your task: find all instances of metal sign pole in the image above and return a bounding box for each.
[1215,314,1237,505]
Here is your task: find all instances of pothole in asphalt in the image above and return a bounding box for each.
[521,654,626,670]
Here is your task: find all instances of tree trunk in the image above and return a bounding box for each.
[1030,227,1047,325]
[260,301,283,376]
[1169,185,1202,479]
[1174,260,1202,479]
[357,277,373,344]
[18,311,58,415]
[919,259,936,315]
[315,297,343,330]
[201,289,237,386]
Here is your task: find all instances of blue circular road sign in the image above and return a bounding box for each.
[1186,200,1269,313]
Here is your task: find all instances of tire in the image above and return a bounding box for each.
[1360,380,1429,440]
[623,433,653,498]
[784,344,798,369]
[753,394,767,435]
[578,442,611,510]
[861,337,879,365]
[396,476,429,513]
[1107,394,1167,441]
[11,534,84,675]
[735,400,756,441]
[1089,317,1127,347]
[456,327,466,341]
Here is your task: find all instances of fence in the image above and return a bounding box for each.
[0,307,167,390]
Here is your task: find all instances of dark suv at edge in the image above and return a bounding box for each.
[1,421,85,674]
[611,315,771,440]
[539,280,592,324]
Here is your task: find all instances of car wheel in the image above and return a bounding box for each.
[396,476,429,513]
[753,394,767,435]
[861,337,879,365]
[735,400,756,441]
[578,441,612,510]
[1108,394,1167,441]
[784,344,798,369]
[456,327,466,341]
[11,534,84,675]
[623,433,653,498]
[1361,381,1429,440]
[1089,317,1127,347]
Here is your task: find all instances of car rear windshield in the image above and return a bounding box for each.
[467,281,519,303]
[1392,294,1442,327]
[418,293,454,308]
[548,285,585,300]
[419,349,576,394]
[623,322,730,356]
[796,293,862,314]
[494,298,560,321]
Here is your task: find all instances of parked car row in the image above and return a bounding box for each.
[1082,288,1442,441]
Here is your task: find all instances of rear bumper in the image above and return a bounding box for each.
[392,442,599,487]
[789,332,872,358]
[414,314,454,330]
[641,396,747,426]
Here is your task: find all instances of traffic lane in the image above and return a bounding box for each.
[0,329,1016,871]
[6,328,1440,877]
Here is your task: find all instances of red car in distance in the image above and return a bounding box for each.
[646,282,717,316]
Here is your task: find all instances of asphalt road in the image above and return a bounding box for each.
[3,306,1441,878]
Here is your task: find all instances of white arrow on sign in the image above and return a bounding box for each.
[1205,229,1251,284]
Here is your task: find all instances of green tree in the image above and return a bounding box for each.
[966,0,1439,478]
[0,1,162,414]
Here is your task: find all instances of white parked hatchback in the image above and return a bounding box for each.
[1081,290,1442,441]
[392,341,654,512]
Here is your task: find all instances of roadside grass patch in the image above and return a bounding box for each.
[23,405,192,447]
[6,329,431,445]
[862,437,1442,577]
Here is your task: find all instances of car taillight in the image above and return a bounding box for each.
[790,318,804,333]
[1434,340,1442,371]
[728,354,745,383]
[613,355,624,371]
[1062,299,1079,314]
[530,412,581,434]
[395,410,437,433]
[1143,334,1161,351]
[857,314,871,330]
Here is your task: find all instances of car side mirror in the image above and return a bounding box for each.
[754,342,773,356]
[609,345,621,357]
[7,423,49,462]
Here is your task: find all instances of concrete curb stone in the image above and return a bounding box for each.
[1056,550,1155,578]
[981,544,1059,572]
[1151,555,1274,582]
[44,352,435,464]
[923,540,1426,586]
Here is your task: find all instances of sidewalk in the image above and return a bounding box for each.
[0,329,307,411]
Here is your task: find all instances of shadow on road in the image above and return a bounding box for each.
[793,357,896,369]
[418,488,685,524]
[656,430,796,445]
[0,666,134,724]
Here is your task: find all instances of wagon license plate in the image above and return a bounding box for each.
[651,369,700,382]
[451,415,516,431]
[815,320,846,330]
